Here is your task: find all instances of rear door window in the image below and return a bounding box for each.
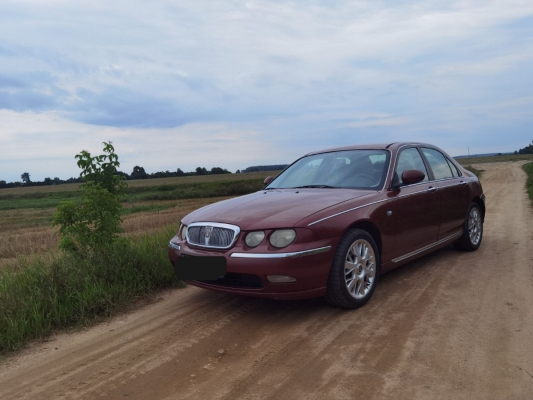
[421,148,453,180]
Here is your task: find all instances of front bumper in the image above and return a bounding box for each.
[168,237,339,300]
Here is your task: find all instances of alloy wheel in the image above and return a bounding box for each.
[468,208,482,246]
[344,239,376,299]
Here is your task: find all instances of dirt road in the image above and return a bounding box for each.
[1,161,532,400]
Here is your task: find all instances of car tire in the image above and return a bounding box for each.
[325,229,380,309]
[453,202,483,251]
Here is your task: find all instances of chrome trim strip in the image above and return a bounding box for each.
[169,241,181,251]
[230,245,332,259]
[186,222,241,249]
[308,199,389,226]
[382,148,393,191]
[391,231,462,263]
[397,188,435,198]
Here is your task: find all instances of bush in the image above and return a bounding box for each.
[464,165,483,178]
[53,142,127,252]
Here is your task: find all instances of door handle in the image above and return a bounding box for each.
[459,181,467,186]
[427,186,438,192]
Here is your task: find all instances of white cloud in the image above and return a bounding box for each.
[0,0,532,180]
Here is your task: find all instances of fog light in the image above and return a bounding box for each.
[266,275,296,283]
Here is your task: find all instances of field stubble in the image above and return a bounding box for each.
[0,197,232,269]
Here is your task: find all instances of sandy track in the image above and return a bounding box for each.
[1,161,532,400]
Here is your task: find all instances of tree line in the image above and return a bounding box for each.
[514,141,533,155]
[0,163,289,189]
[0,165,232,189]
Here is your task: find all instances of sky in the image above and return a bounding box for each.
[0,0,532,182]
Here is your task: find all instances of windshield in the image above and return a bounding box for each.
[266,149,390,190]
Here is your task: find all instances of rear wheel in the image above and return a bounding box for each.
[325,229,380,309]
[453,203,483,251]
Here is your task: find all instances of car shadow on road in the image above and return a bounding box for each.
[182,244,459,322]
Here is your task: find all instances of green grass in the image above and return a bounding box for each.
[523,162,533,204]
[0,179,266,210]
[125,179,265,202]
[463,165,484,178]
[121,203,176,216]
[0,226,179,353]
[456,153,533,165]
[0,192,82,211]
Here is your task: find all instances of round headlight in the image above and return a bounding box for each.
[181,225,188,240]
[269,229,296,248]
[245,231,265,248]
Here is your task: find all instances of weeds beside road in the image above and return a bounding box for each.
[0,227,177,352]
[523,162,533,204]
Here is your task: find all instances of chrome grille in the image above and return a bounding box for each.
[186,222,240,249]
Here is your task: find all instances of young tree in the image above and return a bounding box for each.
[53,142,127,252]
[177,168,184,177]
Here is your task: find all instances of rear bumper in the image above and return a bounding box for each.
[168,237,339,300]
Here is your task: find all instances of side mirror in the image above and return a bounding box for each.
[401,169,425,185]
[263,176,274,186]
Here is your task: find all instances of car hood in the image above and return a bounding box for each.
[182,189,373,230]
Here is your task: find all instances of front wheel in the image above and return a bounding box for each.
[325,229,380,309]
[453,203,483,251]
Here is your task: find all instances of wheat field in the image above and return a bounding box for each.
[0,196,232,268]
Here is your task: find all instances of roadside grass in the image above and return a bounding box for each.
[523,162,533,204]
[463,165,484,178]
[456,153,533,165]
[0,226,178,353]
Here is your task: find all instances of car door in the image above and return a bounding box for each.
[390,147,441,260]
[420,147,470,239]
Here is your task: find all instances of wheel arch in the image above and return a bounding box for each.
[345,220,383,258]
[472,197,485,221]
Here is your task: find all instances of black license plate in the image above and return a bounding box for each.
[174,256,227,280]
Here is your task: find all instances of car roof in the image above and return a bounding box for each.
[304,142,437,156]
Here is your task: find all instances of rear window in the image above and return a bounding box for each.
[421,148,453,180]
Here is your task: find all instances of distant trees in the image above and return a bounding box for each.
[130,166,148,180]
[21,172,31,184]
[516,141,533,155]
[236,169,240,173]
[242,164,288,173]
[210,167,231,174]
[0,164,236,190]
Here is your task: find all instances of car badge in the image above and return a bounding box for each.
[204,226,212,245]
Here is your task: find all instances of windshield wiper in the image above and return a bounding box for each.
[290,185,339,189]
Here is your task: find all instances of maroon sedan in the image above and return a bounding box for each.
[168,143,485,308]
